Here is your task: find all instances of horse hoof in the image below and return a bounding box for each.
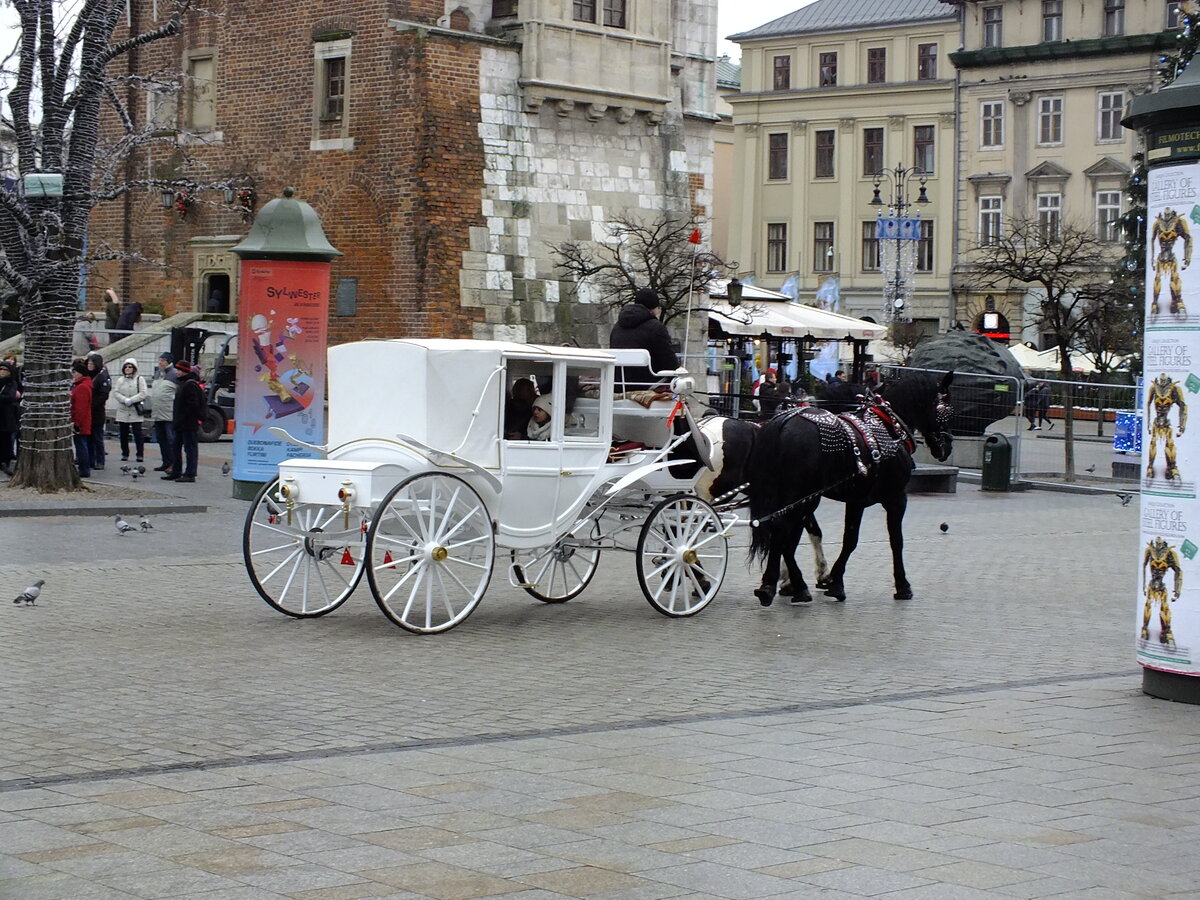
[779,583,794,597]
[894,589,913,601]
[815,576,830,590]
[789,590,812,605]
[755,587,775,607]
[824,587,846,601]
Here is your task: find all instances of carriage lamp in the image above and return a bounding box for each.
[279,478,299,525]
[338,481,355,529]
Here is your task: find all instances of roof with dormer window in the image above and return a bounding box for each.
[729,0,957,41]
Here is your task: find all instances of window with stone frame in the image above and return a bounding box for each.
[1037,192,1062,241]
[863,127,883,177]
[814,130,835,178]
[813,222,834,272]
[147,84,177,133]
[1098,91,1125,141]
[185,52,215,133]
[819,52,838,87]
[1037,95,1063,145]
[917,220,934,271]
[1104,0,1125,36]
[983,6,1003,48]
[1168,1,1184,28]
[493,0,517,16]
[603,0,626,28]
[980,101,1004,148]
[322,56,346,120]
[773,55,791,90]
[861,221,880,271]
[573,0,595,22]
[767,223,788,273]
[867,47,886,84]
[1042,0,1063,41]
[768,133,789,180]
[979,196,1003,245]
[312,37,353,151]
[917,43,937,80]
[913,125,935,174]
[1096,190,1123,242]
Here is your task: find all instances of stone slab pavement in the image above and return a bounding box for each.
[4,478,1200,898]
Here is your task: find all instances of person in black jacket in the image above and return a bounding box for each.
[0,360,20,476]
[164,361,204,482]
[609,287,680,388]
[85,352,111,469]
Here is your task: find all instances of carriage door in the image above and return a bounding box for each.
[498,358,562,545]
[556,361,609,531]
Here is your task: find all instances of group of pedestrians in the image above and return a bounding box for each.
[1025,380,1054,431]
[62,351,204,481]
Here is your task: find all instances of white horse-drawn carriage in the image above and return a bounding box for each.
[242,339,735,633]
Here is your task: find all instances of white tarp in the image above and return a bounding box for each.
[706,295,886,341]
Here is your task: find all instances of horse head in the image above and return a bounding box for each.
[880,370,954,462]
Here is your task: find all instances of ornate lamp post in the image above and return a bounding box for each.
[870,163,929,323]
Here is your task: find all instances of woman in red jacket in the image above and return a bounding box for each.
[71,360,93,477]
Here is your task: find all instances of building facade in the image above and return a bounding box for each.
[88,0,718,347]
[950,0,1177,344]
[727,0,959,336]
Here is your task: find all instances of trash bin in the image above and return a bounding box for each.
[981,433,1012,492]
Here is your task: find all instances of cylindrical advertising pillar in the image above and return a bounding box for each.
[229,188,342,501]
[1125,67,1200,703]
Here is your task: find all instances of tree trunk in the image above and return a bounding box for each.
[1058,358,1076,482]
[8,285,83,492]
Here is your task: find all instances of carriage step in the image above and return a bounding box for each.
[908,464,958,494]
[509,563,535,589]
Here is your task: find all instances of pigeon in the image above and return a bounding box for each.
[13,580,44,605]
[113,514,136,535]
[130,469,142,480]
[139,515,153,531]
[221,461,231,476]
[1117,492,1134,506]
[120,465,131,474]
[1085,464,1097,474]
[136,465,145,475]
[939,522,949,533]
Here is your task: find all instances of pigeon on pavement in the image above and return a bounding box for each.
[120,465,131,474]
[139,515,154,531]
[130,469,142,480]
[13,580,44,605]
[1085,464,1097,474]
[221,461,231,476]
[114,514,136,535]
[939,522,949,533]
[1116,492,1134,506]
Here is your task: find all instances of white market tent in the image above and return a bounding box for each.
[705,280,886,341]
[1006,342,1103,374]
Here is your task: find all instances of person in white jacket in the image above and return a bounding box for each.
[111,357,150,462]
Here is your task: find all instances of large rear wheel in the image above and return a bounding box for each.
[366,472,495,634]
[243,479,365,617]
[636,493,728,617]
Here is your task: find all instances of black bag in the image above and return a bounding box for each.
[133,401,148,416]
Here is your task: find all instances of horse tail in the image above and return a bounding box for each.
[746,414,790,562]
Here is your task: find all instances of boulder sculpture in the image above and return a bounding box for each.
[906,331,1024,435]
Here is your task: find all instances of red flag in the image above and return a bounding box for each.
[667,400,684,428]
[688,228,701,244]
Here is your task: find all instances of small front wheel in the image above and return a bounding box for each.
[243,479,365,617]
[512,538,600,603]
[366,472,495,634]
[636,493,728,617]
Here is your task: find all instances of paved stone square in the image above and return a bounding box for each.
[4,474,1198,898]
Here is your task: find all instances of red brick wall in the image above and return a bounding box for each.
[90,0,486,342]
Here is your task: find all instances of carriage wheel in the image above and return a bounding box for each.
[366,472,495,634]
[636,493,728,617]
[512,538,600,603]
[243,479,366,618]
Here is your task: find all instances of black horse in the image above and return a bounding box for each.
[746,371,954,606]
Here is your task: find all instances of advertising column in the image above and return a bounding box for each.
[1126,69,1200,703]
[230,188,341,500]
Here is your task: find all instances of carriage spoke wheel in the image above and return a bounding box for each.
[366,472,495,634]
[512,538,600,603]
[636,493,728,617]
[243,479,365,617]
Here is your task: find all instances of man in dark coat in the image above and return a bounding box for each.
[85,351,111,469]
[0,360,21,475]
[165,361,205,482]
[609,287,680,388]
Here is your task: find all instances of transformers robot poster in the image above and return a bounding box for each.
[1141,536,1183,647]
[1145,373,1188,482]
[1149,207,1193,318]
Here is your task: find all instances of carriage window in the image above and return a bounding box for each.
[564,365,603,440]
[503,361,554,441]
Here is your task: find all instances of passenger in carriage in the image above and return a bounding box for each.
[504,378,537,440]
[610,287,679,389]
[527,395,554,441]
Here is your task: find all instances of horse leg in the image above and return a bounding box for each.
[782,525,812,605]
[754,528,783,607]
[806,513,828,587]
[823,504,865,601]
[885,495,912,600]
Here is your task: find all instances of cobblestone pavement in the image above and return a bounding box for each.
[6,484,1198,898]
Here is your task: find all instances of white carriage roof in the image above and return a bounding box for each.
[368,338,618,363]
[707,299,886,341]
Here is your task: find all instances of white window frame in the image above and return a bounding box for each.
[913,124,935,175]
[979,196,1003,245]
[1168,2,1184,29]
[767,223,788,273]
[1098,91,1125,142]
[1037,95,1063,146]
[813,222,835,273]
[1096,190,1123,242]
[182,50,219,141]
[1037,193,1062,241]
[980,101,1004,149]
[311,38,354,152]
[1042,0,1063,41]
[861,221,880,271]
[917,220,934,272]
[1104,0,1126,36]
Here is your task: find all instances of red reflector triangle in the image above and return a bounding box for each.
[340,548,355,566]
[383,550,395,568]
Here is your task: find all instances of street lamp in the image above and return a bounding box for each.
[870,162,929,323]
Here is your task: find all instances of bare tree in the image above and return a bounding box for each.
[964,216,1119,479]
[550,213,741,326]
[1,0,188,491]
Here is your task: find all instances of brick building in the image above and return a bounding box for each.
[89,0,718,347]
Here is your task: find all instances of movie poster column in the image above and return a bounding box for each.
[232,260,329,483]
[1140,162,1200,675]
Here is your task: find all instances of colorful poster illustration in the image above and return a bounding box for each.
[1140,161,1200,675]
[232,260,330,483]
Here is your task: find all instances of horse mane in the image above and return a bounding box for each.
[878,371,940,433]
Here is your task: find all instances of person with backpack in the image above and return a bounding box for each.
[164,360,205,483]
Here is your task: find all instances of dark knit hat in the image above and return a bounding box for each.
[72,359,89,375]
[634,288,660,310]
[158,351,174,364]
[174,360,193,374]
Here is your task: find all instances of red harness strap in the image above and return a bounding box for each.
[867,404,916,453]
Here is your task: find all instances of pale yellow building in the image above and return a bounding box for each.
[728,0,960,336]
[950,0,1179,344]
